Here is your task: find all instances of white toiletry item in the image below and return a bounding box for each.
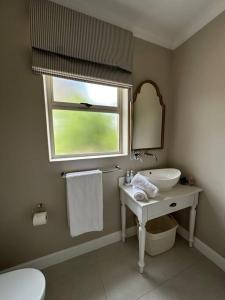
[33,212,47,226]
[66,169,103,237]
[131,173,159,198]
[132,187,148,202]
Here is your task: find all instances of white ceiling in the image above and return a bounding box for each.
[52,0,225,49]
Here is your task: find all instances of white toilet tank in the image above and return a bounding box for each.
[0,268,45,300]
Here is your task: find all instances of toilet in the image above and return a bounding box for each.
[0,268,45,300]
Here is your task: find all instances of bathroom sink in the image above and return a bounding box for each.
[138,168,181,191]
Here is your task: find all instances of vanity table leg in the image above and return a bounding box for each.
[138,223,146,273]
[121,202,126,242]
[189,203,197,247]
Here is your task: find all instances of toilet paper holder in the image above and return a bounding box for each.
[32,203,48,226]
[32,203,46,214]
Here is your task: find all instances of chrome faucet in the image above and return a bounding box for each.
[144,152,158,162]
[131,150,158,162]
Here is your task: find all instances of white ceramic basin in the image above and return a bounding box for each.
[138,168,181,191]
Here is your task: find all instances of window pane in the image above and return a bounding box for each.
[52,77,118,107]
[52,110,120,156]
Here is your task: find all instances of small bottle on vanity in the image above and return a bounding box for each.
[188,176,195,186]
[125,170,131,185]
[130,170,134,182]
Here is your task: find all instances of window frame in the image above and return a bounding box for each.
[43,75,130,161]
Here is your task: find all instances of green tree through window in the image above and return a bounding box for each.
[43,76,129,160]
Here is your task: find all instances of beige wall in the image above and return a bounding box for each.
[0,1,172,269]
[169,12,225,257]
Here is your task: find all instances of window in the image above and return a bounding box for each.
[43,76,129,161]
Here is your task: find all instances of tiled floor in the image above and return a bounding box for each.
[43,236,225,300]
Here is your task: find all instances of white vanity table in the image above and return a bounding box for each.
[119,177,202,273]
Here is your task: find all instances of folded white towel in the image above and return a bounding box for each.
[132,186,148,202]
[131,173,159,198]
[66,169,103,237]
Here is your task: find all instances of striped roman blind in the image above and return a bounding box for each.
[30,0,134,86]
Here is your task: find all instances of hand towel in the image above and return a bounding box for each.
[132,186,148,202]
[66,169,103,237]
[131,173,159,198]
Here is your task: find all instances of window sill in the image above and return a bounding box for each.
[49,153,129,162]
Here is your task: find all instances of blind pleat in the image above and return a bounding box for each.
[32,49,132,87]
[30,0,133,85]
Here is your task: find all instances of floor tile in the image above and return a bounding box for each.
[96,236,203,300]
[98,257,156,300]
[138,258,225,300]
[94,236,139,262]
[95,237,156,300]
[44,252,106,300]
[143,236,204,283]
[43,235,225,300]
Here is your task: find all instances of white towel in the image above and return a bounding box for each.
[131,173,159,198]
[132,186,148,202]
[66,170,103,237]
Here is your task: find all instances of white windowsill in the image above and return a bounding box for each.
[49,153,128,162]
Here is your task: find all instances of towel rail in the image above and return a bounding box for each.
[61,165,122,178]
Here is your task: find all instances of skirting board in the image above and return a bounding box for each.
[2,226,137,274]
[177,225,225,272]
[3,225,224,274]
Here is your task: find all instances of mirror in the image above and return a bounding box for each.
[132,80,165,150]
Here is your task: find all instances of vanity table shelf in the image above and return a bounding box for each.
[119,177,202,273]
